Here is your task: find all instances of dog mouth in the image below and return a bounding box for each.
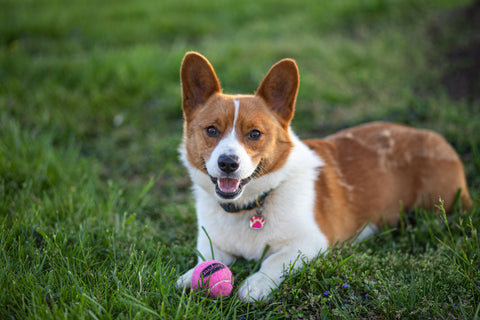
[210,162,262,200]
[211,177,248,200]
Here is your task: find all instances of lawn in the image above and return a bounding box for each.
[1,0,479,318]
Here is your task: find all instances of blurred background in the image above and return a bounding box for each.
[2,0,478,181]
[2,0,478,184]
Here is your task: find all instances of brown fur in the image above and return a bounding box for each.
[305,122,472,244]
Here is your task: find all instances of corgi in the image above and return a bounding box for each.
[176,51,472,302]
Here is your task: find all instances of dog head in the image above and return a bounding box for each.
[180,52,299,201]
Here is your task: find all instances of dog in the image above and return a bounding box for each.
[176,51,472,302]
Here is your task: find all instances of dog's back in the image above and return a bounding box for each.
[304,122,472,243]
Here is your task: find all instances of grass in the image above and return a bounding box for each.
[1,0,479,318]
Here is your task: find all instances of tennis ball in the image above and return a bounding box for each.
[191,260,233,298]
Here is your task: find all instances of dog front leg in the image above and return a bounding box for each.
[237,246,311,302]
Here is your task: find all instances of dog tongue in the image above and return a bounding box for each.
[218,178,240,193]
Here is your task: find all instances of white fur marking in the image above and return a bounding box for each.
[233,99,240,132]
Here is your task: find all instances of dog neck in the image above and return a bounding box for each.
[219,191,270,213]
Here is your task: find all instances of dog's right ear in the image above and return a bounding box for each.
[181,52,221,120]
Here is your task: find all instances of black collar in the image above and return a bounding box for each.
[220,192,270,213]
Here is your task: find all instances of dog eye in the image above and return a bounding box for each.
[206,126,220,137]
[247,129,262,140]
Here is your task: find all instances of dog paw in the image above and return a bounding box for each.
[237,273,277,302]
[176,268,195,290]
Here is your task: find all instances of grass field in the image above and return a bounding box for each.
[1,0,479,318]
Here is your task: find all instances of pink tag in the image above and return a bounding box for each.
[249,215,265,229]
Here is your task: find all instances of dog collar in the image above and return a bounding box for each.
[219,192,269,213]
[220,192,269,230]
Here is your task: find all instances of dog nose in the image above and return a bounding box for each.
[218,154,240,173]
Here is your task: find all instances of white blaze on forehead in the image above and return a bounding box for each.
[205,98,256,181]
[232,98,240,133]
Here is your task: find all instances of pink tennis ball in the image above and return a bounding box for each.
[191,260,233,298]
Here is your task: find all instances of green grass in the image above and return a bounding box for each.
[1,0,479,318]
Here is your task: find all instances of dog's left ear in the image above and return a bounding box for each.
[181,52,222,121]
[256,59,299,127]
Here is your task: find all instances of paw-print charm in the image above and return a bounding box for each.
[249,215,265,230]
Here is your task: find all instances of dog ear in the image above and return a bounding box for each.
[256,59,299,127]
[181,52,221,120]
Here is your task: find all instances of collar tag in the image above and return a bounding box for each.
[249,215,265,229]
[250,205,265,230]
[219,192,270,229]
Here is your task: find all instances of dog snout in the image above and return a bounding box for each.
[218,154,240,174]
